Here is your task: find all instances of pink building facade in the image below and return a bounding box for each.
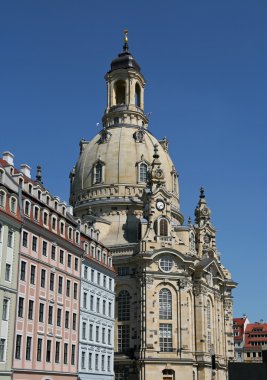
[13,171,82,380]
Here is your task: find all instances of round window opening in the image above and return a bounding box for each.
[159,257,174,272]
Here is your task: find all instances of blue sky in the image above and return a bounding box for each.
[1,0,267,322]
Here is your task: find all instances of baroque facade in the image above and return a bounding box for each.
[70,32,236,380]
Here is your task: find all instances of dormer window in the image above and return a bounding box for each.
[43,211,49,227]
[10,197,17,213]
[93,160,105,185]
[60,221,65,235]
[0,170,4,182]
[68,227,73,240]
[33,206,39,221]
[114,80,126,105]
[37,190,41,200]
[139,163,148,183]
[0,190,6,208]
[75,231,79,244]
[24,200,30,216]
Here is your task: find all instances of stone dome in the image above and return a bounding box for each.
[71,125,180,211]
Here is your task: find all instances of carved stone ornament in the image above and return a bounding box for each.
[146,275,154,289]
[134,127,145,142]
[99,127,112,143]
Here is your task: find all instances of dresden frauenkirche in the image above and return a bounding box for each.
[70,32,236,380]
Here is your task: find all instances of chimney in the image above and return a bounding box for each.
[67,205,73,215]
[3,151,14,165]
[20,164,31,178]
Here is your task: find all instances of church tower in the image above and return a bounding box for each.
[70,31,236,380]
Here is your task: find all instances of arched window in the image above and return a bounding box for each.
[139,163,148,183]
[159,288,172,319]
[0,191,5,207]
[95,163,103,184]
[24,200,30,216]
[115,80,126,105]
[135,83,141,107]
[159,219,168,236]
[10,197,16,213]
[207,299,212,352]
[118,290,130,321]
[0,170,4,182]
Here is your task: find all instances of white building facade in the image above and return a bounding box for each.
[79,232,115,380]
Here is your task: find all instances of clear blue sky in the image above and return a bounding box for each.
[1,1,267,322]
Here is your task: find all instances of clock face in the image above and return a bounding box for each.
[156,200,165,211]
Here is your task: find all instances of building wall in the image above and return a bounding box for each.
[78,239,115,380]
[0,168,21,380]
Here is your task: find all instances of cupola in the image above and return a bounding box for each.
[102,30,148,129]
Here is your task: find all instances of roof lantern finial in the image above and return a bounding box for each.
[200,187,205,199]
[123,29,129,52]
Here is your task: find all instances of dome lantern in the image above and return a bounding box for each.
[102,30,148,129]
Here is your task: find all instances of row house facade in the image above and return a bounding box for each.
[79,226,116,380]
[0,151,116,380]
[0,153,22,380]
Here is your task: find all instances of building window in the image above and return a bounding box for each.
[15,335,22,359]
[51,245,56,260]
[64,343,68,364]
[159,257,173,272]
[81,351,85,369]
[207,299,211,329]
[90,295,94,311]
[108,302,112,317]
[20,261,26,281]
[18,297,24,318]
[115,80,126,104]
[118,267,129,276]
[28,300,34,320]
[42,241,47,256]
[190,232,195,251]
[118,325,130,352]
[55,341,60,363]
[0,191,5,208]
[102,327,106,343]
[75,257,78,271]
[39,303,44,323]
[159,218,168,236]
[139,163,148,182]
[84,266,88,279]
[159,323,172,352]
[52,216,57,230]
[0,339,5,361]
[95,353,99,370]
[41,269,46,288]
[97,272,101,285]
[43,211,48,226]
[101,354,105,371]
[73,283,78,299]
[72,313,77,330]
[71,345,75,365]
[82,322,86,339]
[159,288,172,320]
[7,230,13,248]
[32,236,37,252]
[30,265,36,284]
[60,221,65,235]
[46,340,51,362]
[118,290,130,321]
[95,162,103,184]
[5,263,11,281]
[57,308,62,327]
[68,227,73,240]
[2,298,9,321]
[26,336,32,360]
[10,197,16,213]
[58,276,63,294]
[37,338,42,361]
[67,254,71,268]
[96,297,100,313]
[65,311,69,328]
[22,231,28,247]
[108,329,111,345]
[135,82,141,107]
[66,279,70,297]
[89,324,93,341]
[96,326,100,342]
[59,249,64,264]
[50,273,55,291]
[24,201,30,216]
[89,352,92,369]
[107,355,111,372]
[48,306,53,324]
[83,292,87,309]
[33,206,39,221]
[103,300,106,315]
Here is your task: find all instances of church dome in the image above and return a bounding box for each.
[71,126,180,211]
